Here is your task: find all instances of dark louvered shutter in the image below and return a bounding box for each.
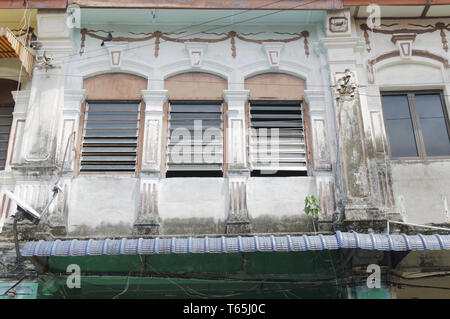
[249,101,307,172]
[167,101,223,176]
[81,101,140,172]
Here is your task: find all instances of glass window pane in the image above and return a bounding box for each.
[381,95,418,157]
[415,94,450,156]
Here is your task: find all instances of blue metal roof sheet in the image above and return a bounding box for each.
[21,231,450,257]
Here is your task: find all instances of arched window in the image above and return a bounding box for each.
[245,73,310,176]
[0,79,17,170]
[164,72,227,177]
[79,73,147,173]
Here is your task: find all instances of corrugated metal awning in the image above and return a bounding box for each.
[0,27,34,75]
[22,231,450,257]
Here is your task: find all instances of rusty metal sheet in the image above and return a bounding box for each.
[70,0,343,10]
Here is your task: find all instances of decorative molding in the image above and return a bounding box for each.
[63,89,85,117]
[303,90,326,114]
[185,42,207,68]
[103,42,128,69]
[360,22,450,53]
[223,90,249,113]
[143,119,160,167]
[321,37,365,48]
[229,180,248,218]
[312,119,330,168]
[58,119,76,169]
[369,111,386,155]
[327,9,351,38]
[335,70,371,200]
[11,90,31,115]
[262,42,284,68]
[226,179,251,234]
[48,180,70,231]
[228,119,246,168]
[391,33,416,58]
[134,179,160,235]
[377,164,395,208]
[141,90,167,173]
[13,183,53,213]
[140,181,159,218]
[223,90,249,170]
[335,69,357,101]
[141,90,169,115]
[367,49,450,84]
[8,119,25,166]
[80,29,310,59]
[329,17,349,33]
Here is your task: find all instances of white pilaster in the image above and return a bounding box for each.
[6,91,31,168]
[141,90,169,173]
[223,90,249,171]
[303,90,331,171]
[58,89,86,171]
[19,12,73,165]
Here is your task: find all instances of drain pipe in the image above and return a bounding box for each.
[388,220,450,232]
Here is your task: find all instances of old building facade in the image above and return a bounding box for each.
[0,0,449,299]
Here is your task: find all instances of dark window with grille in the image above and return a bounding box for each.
[0,107,13,169]
[166,101,223,177]
[381,92,450,158]
[81,101,141,172]
[249,101,307,176]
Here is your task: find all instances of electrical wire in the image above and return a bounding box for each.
[56,0,296,61]
[53,0,321,64]
[390,272,450,280]
[388,281,450,291]
[111,272,131,299]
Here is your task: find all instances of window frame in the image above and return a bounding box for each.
[381,90,450,160]
[77,99,145,176]
[164,99,225,178]
[247,99,309,176]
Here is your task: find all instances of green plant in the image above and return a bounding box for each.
[304,195,320,220]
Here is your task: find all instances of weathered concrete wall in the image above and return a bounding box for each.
[159,178,228,235]
[247,177,316,233]
[6,10,450,239]
[65,176,316,236]
[391,161,450,224]
[351,16,450,227]
[67,175,139,236]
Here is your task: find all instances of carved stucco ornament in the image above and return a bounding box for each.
[335,69,357,101]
